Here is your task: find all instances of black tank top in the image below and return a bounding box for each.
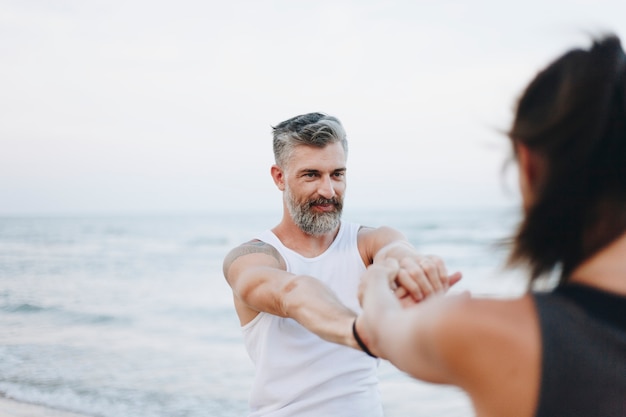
[533,284,626,417]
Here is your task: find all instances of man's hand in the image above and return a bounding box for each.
[391,254,462,305]
[360,227,462,306]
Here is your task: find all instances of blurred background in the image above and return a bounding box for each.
[2,0,625,216]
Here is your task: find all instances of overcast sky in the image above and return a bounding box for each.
[1,0,625,215]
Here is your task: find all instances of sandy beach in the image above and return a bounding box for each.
[0,397,91,417]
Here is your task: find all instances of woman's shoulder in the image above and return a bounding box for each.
[432,294,541,417]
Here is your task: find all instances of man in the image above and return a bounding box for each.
[223,112,461,417]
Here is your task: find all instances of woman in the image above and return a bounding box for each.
[356,34,626,417]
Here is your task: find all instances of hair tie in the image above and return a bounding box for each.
[352,318,377,358]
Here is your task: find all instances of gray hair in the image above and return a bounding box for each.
[272,112,348,167]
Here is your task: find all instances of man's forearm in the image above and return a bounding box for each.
[373,240,418,264]
[281,274,360,349]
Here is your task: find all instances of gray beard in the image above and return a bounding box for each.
[285,188,342,236]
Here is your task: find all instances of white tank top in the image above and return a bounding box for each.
[242,221,382,417]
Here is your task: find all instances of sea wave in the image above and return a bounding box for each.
[0,302,127,325]
[0,208,518,417]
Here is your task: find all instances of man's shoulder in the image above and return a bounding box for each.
[356,224,399,239]
[225,239,280,260]
[222,239,285,278]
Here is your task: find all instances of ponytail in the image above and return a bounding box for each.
[508,34,626,284]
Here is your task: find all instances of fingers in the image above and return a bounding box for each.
[393,285,407,298]
[365,256,461,306]
[395,264,428,301]
[397,256,447,301]
[362,259,400,288]
[398,293,419,308]
[448,271,463,287]
[421,255,448,292]
[393,255,460,302]
[392,283,419,308]
[359,259,401,305]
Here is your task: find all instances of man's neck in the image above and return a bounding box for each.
[272,217,341,258]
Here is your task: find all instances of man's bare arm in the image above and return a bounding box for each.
[222,240,363,350]
[223,240,285,278]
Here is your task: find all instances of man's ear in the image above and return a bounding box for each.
[271,165,286,191]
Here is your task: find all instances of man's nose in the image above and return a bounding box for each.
[318,176,336,199]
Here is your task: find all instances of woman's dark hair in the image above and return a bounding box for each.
[508,34,626,284]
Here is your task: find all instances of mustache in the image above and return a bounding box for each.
[306,197,342,209]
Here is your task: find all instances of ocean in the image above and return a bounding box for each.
[0,206,527,417]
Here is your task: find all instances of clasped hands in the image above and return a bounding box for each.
[374,255,462,307]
